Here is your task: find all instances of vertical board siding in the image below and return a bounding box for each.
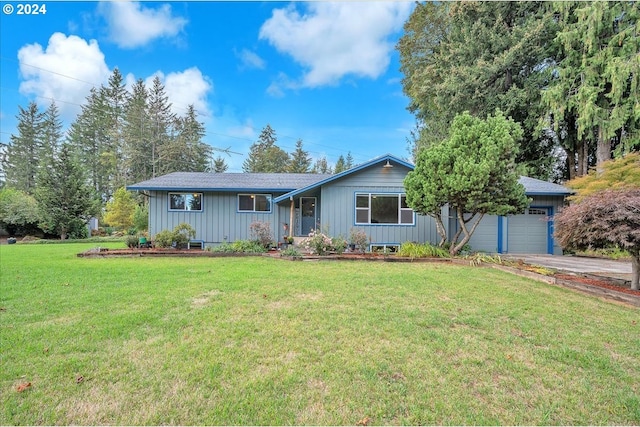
[318,164,438,245]
[149,191,283,245]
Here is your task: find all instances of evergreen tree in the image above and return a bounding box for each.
[345,152,354,169]
[35,143,97,240]
[123,78,152,184]
[41,101,62,163]
[243,124,289,172]
[160,104,211,174]
[2,102,45,193]
[212,156,229,173]
[67,88,111,201]
[148,76,175,177]
[288,139,311,173]
[101,68,129,189]
[334,155,347,173]
[543,1,639,171]
[404,111,528,255]
[398,2,559,179]
[311,156,332,174]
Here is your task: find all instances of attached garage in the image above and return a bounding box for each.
[505,207,552,254]
[458,177,571,255]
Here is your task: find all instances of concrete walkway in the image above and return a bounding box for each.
[503,254,632,282]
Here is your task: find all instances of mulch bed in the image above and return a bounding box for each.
[554,273,639,297]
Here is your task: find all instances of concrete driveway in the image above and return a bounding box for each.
[503,254,632,281]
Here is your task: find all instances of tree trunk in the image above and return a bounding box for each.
[632,255,639,291]
[566,147,576,180]
[596,125,611,174]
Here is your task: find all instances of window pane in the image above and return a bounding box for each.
[401,195,409,209]
[356,195,369,208]
[371,195,398,224]
[170,194,186,210]
[356,209,368,224]
[238,195,253,211]
[255,195,271,212]
[401,209,413,224]
[186,194,202,211]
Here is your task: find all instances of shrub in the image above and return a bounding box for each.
[154,230,175,248]
[331,236,347,254]
[249,221,273,248]
[349,228,369,252]
[173,223,196,249]
[280,247,303,259]
[207,240,266,253]
[398,242,450,259]
[302,229,333,255]
[125,235,139,249]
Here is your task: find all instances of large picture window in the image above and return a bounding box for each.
[238,194,271,212]
[355,193,414,225]
[169,193,202,211]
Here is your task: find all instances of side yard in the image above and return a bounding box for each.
[1,244,639,425]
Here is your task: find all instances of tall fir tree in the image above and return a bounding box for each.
[311,156,332,174]
[123,78,152,184]
[101,68,129,189]
[345,152,354,169]
[35,143,97,240]
[288,139,312,173]
[398,2,559,179]
[41,101,62,164]
[212,156,229,173]
[334,155,347,173]
[67,87,111,201]
[160,105,211,174]
[2,102,45,194]
[148,76,175,177]
[243,124,289,172]
[543,1,639,172]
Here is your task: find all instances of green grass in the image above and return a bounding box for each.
[1,244,639,425]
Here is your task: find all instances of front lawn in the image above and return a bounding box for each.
[1,244,639,425]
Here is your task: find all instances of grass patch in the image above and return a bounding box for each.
[1,244,639,425]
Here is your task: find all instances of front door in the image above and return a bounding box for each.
[300,197,317,235]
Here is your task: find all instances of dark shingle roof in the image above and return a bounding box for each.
[127,172,332,192]
[519,176,572,195]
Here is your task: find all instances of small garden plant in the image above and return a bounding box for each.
[249,221,273,249]
[154,223,196,248]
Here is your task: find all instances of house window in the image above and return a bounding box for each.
[355,193,414,225]
[238,194,272,212]
[169,193,202,211]
[528,208,547,215]
[371,244,400,253]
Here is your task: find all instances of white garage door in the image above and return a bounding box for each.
[507,207,550,254]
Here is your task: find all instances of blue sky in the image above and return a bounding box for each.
[0,1,416,172]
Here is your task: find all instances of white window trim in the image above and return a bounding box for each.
[168,192,203,212]
[355,193,414,225]
[238,193,272,213]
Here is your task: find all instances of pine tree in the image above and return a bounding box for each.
[311,157,332,174]
[242,124,289,172]
[212,156,229,173]
[123,78,152,184]
[398,2,559,178]
[334,155,347,173]
[35,143,97,240]
[288,139,311,173]
[2,102,45,194]
[148,76,175,177]
[543,1,639,171]
[101,68,129,189]
[67,88,111,201]
[160,104,211,174]
[345,152,354,169]
[41,101,62,163]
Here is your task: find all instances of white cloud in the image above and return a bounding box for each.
[17,32,110,118]
[236,48,266,70]
[259,2,413,89]
[98,1,187,49]
[145,68,213,119]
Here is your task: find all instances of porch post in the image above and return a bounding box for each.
[289,197,294,237]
